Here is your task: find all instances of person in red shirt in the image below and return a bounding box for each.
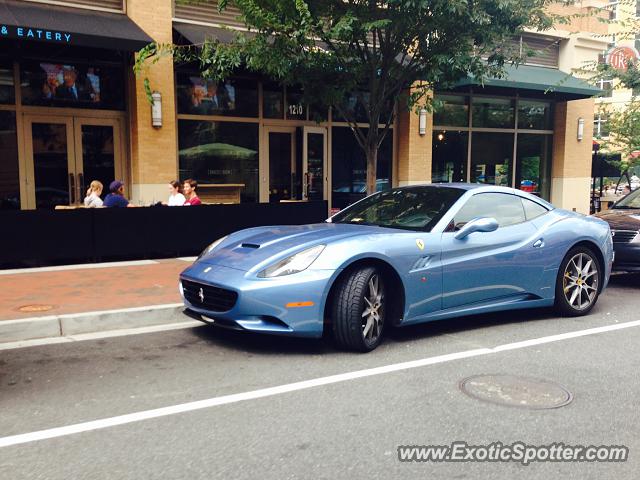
[183,178,202,206]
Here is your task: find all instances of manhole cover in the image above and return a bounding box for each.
[459,374,573,410]
[16,304,55,313]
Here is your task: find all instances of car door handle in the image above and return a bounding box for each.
[533,239,545,248]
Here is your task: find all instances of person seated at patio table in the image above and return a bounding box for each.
[183,179,202,206]
[83,180,104,208]
[166,180,186,206]
[104,180,134,208]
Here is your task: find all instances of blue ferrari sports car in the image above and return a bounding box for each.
[180,184,614,352]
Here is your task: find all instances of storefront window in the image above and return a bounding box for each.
[20,61,125,110]
[335,92,369,123]
[331,127,392,209]
[433,95,469,127]
[0,60,14,104]
[309,101,328,122]
[0,111,20,209]
[472,97,515,128]
[432,130,468,183]
[176,74,258,117]
[334,92,393,124]
[263,81,284,119]
[518,100,552,130]
[432,94,554,200]
[515,134,552,199]
[178,120,259,203]
[470,132,514,186]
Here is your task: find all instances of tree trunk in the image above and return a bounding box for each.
[366,142,378,195]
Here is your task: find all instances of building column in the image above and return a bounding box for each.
[126,0,177,205]
[550,98,594,214]
[396,89,432,186]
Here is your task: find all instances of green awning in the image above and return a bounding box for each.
[454,64,601,98]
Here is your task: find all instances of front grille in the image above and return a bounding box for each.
[181,279,238,312]
[612,230,639,244]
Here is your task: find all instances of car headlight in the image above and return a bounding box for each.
[258,245,325,278]
[198,235,228,260]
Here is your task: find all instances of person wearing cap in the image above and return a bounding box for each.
[103,180,133,208]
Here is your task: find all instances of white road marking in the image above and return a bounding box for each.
[2,318,640,449]
[0,321,203,351]
[0,260,158,275]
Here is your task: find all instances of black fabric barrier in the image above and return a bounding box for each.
[0,201,328,268]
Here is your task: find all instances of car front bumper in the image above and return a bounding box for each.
[180,263,338,338]
[613,243,640,272]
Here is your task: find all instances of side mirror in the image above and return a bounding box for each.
[454,217,499,240]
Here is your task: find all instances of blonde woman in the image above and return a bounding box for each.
[84,180,104,208]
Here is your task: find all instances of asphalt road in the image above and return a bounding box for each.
[2,274,640,479]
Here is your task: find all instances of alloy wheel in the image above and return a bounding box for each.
[562,252,599,311]
[362,274,384,341]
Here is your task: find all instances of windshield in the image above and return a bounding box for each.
[614,188,640,209]
[331,186,464,231]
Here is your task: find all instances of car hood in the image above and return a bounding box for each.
[198,223,386,271]
[594,209,640,231]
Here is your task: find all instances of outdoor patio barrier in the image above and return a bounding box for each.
[0,201,328,268]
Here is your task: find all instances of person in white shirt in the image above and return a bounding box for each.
[83,180,104,208]
[167,180,186,206]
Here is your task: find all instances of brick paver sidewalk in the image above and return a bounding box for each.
[0,259,190,321]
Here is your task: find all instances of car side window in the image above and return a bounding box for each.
[453,193,526,230]
[521,197,549,220]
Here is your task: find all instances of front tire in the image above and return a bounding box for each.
[332,267,385,352]
[554,246,601,316]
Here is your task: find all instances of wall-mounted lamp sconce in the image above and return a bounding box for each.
[577,117,584,141]
[418,108,427,136]
[151,91,162,128]
[437,132,444,141]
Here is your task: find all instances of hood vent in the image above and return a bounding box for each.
[241,243,261,249]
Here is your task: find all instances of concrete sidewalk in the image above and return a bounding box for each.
[0,258,195,344]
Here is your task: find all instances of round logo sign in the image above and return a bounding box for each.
[606,46,639,71]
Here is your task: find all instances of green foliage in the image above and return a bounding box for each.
[601,99,640,171]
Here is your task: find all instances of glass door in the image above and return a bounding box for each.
[23,116,75,209]
[266,127,297,202]
[74,118,123,205]
[303,127,327,201]
[23,115,123,209]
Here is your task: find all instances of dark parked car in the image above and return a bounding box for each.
[595,188,640,272]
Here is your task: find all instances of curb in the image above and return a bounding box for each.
[0,303,189,343]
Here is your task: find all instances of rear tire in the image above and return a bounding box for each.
[554,246,601,316]
[332,267,385,352]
